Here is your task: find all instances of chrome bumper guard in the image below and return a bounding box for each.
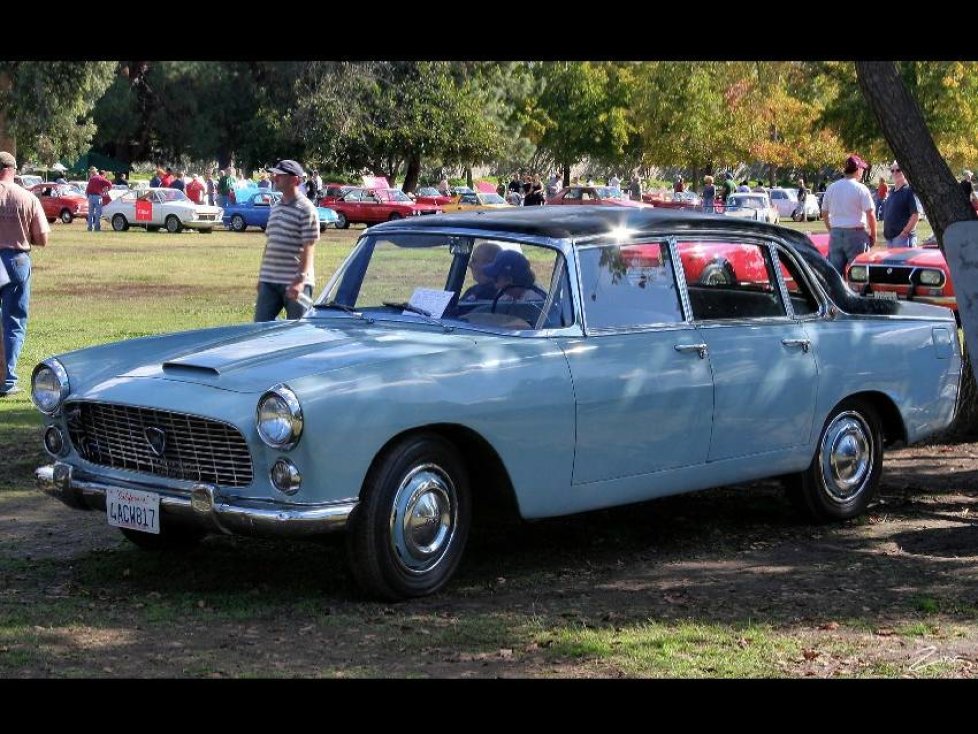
[35,463,355,538]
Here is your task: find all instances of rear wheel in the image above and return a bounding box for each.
[229,214,247,232]
[165,215,182,233]
[388,212,403,221]
[335,212,349,229]
[699,260,734,286]
[111,214,129,232]
[346,433,470,600]
[785,398,883,522]
[59,209,73,224]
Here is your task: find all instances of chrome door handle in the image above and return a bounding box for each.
[781,338,811,353]
[675,343,708,359]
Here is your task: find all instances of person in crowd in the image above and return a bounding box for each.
[523,183,546,206]
[438,176,450,197]
[160,167,174,188]
[720,172,736,201]
[609,173,621,190]
[874,175,889,219]
[673,176,685,193]
[821,154,877,273]
[0,151,50,397]
[149,168,163,188]
[254,159,320,322]
[84,166,111,231]
[483,250,546,304]
[882,161,922,248]
[547,171,561,198]
[628,173,642,201]
[114,172,127,185]
[170,171,185,192]
[217,168,234,208]
[794,177,810,220]
[205,171,216,206]
[701,175,716,213]
[185,174,205,204]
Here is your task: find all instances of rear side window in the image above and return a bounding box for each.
[677,241,786,321]
[578,243,683,330]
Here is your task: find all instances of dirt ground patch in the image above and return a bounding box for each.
[2,439,977,678]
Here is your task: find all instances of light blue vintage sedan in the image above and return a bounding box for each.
[33,208,962,599]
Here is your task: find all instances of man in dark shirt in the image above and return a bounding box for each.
[882,161,922,248]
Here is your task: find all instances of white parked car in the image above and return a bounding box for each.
[770,187,821,221]
[102,188,223,233]
[14,174,43,189]
[724,192,779,224]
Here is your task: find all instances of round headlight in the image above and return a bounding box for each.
[31,360,69,415]
[270,458,302,495]
[256,385,303,450]
[918,269,944,286]
[847,265,868,283]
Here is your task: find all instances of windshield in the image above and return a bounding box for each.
[730,195,767,209]
[320,233,574,332]
[479,193,507,205]
[417,187,440,197]
[382,189,413,203]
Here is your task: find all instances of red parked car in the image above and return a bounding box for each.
[412,186,455,206]
[330,188,443,229]
[546,186,650,208]
[319,183,355,204]
[30,183,89,224]
[846,237,956,320]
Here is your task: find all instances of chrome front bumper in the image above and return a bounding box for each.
[36,463,356,538]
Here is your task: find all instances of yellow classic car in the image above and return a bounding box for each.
[442,191,512,211]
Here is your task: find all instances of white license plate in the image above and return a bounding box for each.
[106,487,160,534]
[871,291,898,301]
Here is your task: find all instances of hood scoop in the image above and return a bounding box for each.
[162,362,220,376]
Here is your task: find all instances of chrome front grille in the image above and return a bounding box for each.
[866,266,912,285]
[65,402,253,487]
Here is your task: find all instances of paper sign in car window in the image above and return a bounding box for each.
[407,288,455,318]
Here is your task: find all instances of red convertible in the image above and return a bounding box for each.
[846,237,955,319]
[547,186,650,208]
[30,183,89,224]
[330,187,443,229]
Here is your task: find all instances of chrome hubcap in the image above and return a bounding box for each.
[389,464,456,574]
[819,411,873,503]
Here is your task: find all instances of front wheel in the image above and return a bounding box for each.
[335,212,349,229]
[346,433,471,600]
[785,398,883,522]
[229,214,247,232]
[59,209,73,224]
[111,214,129,232]
[388,212,403,221]
[165,214,182,233]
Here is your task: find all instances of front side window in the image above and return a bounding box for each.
[321,234,573,332]
[578,243,683,330]
[677,240,786,321]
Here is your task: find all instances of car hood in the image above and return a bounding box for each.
[854,247,944,267]
[119,319,479,393]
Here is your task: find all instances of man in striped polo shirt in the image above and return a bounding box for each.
[254,159,320,321]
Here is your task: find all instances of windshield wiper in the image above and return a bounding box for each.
[382,301,454,332]
[313,300,372,322]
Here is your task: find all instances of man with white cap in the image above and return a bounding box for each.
[254,159,320,321]
[820,154,877,273]
[0,151,50,397]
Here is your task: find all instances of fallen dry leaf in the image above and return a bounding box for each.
[875,629,896,637]
[818,622,840,631]
[803,649,820,661]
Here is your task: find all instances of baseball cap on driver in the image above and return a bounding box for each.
[845,154,869,171]
[267,159,305,177]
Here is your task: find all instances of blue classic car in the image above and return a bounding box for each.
[222,190,339,232]
[32,208,961,599]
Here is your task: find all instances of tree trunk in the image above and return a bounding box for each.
[562,163,570,188]
[0,69,15,155]
[465,167,473,189]
[947,345,978,439]
[402,153,421,193]
[856,61,978,435]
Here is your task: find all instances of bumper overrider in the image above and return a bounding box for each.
[36,462,356,538]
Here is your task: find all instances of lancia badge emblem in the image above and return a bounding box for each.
[144,427,167,457]
[886,268,893,275]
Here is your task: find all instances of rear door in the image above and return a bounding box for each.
[677,237,818,461]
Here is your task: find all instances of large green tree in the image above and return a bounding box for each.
[0,61,116,164]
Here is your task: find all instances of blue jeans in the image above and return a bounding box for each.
[254,282,312,322]
[886,233,917,248]
[0,250,31,392]
[828,228,871,274]
[87,194,103,231]
[218,194,229,208]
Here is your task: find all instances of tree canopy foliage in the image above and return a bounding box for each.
[7,60,978,188]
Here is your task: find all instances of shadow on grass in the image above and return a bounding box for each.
[0,405,45,490]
